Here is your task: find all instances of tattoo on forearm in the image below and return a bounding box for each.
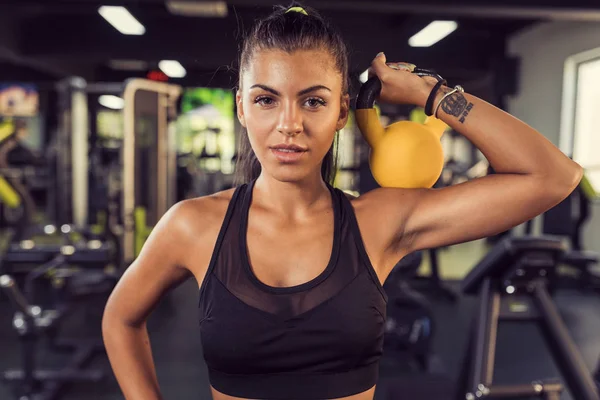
[441,92,474,123]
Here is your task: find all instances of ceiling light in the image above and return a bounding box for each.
[99,95,125,110]
[159,60,187,78]
[409,21,458,47]
[166,1,228,17]
[98,6,146,35]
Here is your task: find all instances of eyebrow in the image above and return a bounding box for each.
[249,84,331,96]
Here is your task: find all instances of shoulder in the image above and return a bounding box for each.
[148,187,239,274]
[150,187,238,256]
[165,187,238,240]
[173,187,238,219]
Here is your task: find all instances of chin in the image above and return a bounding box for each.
[266,164,320,183]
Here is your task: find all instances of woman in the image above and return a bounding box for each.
[101,4,583,400]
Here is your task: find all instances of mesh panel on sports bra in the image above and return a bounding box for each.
[212,181,366,320]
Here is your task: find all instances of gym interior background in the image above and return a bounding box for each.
[1,0,599,399]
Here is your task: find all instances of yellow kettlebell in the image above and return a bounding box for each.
[355,75,447,188]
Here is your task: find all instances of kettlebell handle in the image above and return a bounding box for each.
[355,68,444,110]
[356,77,381,110]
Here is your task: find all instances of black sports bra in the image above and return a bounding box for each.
[198,180,388,399]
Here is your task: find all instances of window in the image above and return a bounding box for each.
[560,48,600,198]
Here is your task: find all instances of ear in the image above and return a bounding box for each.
[236,90,246,128]
[336,94,350,131]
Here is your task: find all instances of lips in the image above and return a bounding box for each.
[270,144,307,163]
[270,144,307,152]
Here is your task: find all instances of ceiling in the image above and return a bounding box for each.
[1,0,599,93]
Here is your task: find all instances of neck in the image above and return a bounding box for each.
[253,171,331,219]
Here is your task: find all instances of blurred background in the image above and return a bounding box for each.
[0,0,599,399]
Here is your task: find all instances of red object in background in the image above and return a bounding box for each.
[147,70,169,82]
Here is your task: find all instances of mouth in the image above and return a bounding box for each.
[270,144,307,152]
[270,144,307,163]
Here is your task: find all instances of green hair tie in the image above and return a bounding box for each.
[285,6,308,16]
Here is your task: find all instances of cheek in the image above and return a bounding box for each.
[245,126,268,162]
[314,122,337,144]
[244,103,272,147]
[247,134,270,155]
[310,111,339,147]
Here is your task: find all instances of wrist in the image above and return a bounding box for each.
[416,80,436,109]
[430,85,451,116]
[423,80,449,115]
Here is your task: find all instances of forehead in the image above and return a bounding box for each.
[243,49,341,91]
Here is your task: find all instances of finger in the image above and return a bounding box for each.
[368,52,388,80]
[387,62,416,72]
[369,56,417,81]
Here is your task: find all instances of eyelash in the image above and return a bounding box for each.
[254,96,327,108]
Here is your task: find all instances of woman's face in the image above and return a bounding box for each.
[237,48,349,183]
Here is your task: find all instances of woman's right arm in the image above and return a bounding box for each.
[101,200,202,399]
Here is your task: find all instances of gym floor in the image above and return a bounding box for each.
[1,239,599,400]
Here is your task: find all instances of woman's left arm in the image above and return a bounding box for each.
[358,54,583,260]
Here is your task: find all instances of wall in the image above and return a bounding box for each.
[506,21,600,253]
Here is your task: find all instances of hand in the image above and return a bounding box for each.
[368,52,438,108]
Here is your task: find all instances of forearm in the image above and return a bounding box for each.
[102,318,163,400]
[421,84,583,185]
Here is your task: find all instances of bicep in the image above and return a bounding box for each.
[104,205,193,327]
[404,174,578,252]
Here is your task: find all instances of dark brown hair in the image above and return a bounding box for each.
[234,3,350,185]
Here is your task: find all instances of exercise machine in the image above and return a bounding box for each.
[54,78,127,235]
[458,236,599,400]
[0,112,120,398]
[47,77,181,267]
[1,127,120,276]
[0,237,112,400]
[0,119,36,240]
[526,174,599,294]
[121,79,181,265]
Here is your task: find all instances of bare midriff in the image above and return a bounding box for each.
[210,385,377,400]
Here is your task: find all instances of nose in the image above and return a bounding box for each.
[277,103,302,137]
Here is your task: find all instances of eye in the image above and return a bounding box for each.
[254,96,275,107]
[305,97,327,109]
